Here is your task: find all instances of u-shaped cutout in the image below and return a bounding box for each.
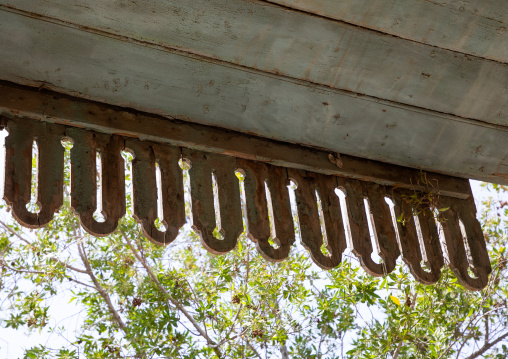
[68,128,125,236]
[288,169,346,269]
[184,150,243,255]
[237,159,295,262]
[392,190,443,284]
[439,196,491,291]
[364,184,400,275]
[127,140,185,245]
[339,178,385,276]
[4,118,65,228]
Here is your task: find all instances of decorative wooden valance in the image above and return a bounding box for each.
[0,84,492,291]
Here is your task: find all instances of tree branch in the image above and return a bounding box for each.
[77,242,127,333]
[246,340,262,359]
[455,304,508,359]
[1,260,44,275]
[393,292,418,359]
[210,328,248,349]
[67,276,96,290]
[50,258,88,274]
[121,231,222,358]
[0,219,31,245]
[280,343,290,359]
[485,314,489,343]
[465,330,508,359]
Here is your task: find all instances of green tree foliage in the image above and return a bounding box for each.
[0,147,507,358]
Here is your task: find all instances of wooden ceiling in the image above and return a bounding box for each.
[0,0,507,183]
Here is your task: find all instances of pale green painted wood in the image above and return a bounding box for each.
[0,1,507,126]
[266,0,508,63]
[1,10,507,184]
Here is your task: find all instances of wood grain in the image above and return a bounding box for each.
[265,0,508,62]
[127,139,186,245]
[68,128,126,237]
[392,191,443,284]
[365,184,399,275]
[0,0,506,125]
[1,8,507,185]
[3,118,65,228]
[289,169,346,269]
[238,159,295,261]
[340,178,385,276]
[439,196,491,291]
[184,149,243,254]
[0,81,483,196]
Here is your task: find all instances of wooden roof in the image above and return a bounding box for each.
[0,0,507,183]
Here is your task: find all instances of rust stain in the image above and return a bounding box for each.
[328,153,343,168]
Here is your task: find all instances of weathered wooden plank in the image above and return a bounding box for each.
[392,192,444,284]
[68,128,126,237]
[3,118,65,228]
[340,179,385,277]
[0,2,507,126]
[0,81,480,198]
[238,159,295,261]
[183,149,243,255]
[0,11,507,186]
[288,169,346,269]
[265,0,508,63]
[127,139,186,245]
[417,207,445,281]
[364,184,399,274]
[439,196,491,291]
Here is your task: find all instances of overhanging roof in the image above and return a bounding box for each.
[0,0,506,184]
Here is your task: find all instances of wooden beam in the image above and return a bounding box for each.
[264,0,508,63]
[0,11,507,185]
[0,2,507,125]
[0,81,472,199]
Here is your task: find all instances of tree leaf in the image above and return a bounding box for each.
[389,295,401,306]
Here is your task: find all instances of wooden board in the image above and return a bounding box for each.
[0,10,507,184]
[266,0,508,63]
[0,81,475,199]
[0,1,507,125]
